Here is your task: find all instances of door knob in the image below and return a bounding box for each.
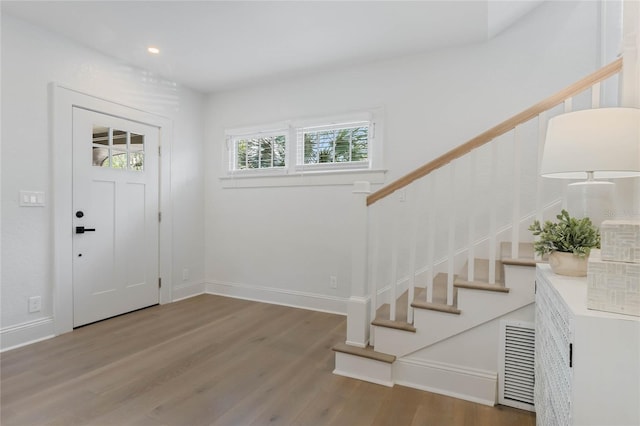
[75,226,96,234]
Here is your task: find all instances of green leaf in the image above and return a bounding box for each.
[528,209,600,257]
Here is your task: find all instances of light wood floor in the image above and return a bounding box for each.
[1,295,535,426]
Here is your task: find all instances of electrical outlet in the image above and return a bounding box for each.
[182,268,190,281]
[28,296,41,313]
[329,276,337,289]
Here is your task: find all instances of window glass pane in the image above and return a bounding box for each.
[247,139,258,169]
[351,127,369,161]
[112,129,127,146]
[260,138,272,168]
[304,133,319,164]
[335,129,351,162]
[317,131,334,163]
[92,147,110,166]
[303,125,368,165]
[236,140,247,169]
[129,152,144,171]
[235,135,286,170]
[111,151,128,169]
[273,135,286,167]
[130,133,144,150]
[130,133,144,171]
[93,125,110,146]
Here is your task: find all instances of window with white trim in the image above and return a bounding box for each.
[231,132,287,171]
[225,110,382,180]
[296,121,369,170]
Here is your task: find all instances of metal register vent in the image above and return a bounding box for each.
[498,320,535,411]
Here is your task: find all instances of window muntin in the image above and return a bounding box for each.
[300,122,369,167]
[231,132,287,171]
[92,125,145,171]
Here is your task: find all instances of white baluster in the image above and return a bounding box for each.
[426,175,435,303]
[489,141,497,284]
[369,205,380,346]
[407,185,418,324]
[511,127,522,260]
[447,162,455,306]
[535,112,548,260]
[591,82,601,108]
[468,151,477,282]
[389,196,399,321]
[564,98,573,113]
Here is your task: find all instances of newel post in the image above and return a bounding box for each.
[346,181,371,348]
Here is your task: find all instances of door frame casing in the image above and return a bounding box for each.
[51,83,173,336]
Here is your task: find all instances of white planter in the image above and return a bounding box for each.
[549,251,588,277]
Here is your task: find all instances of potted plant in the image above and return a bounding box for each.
[528,209,600,277]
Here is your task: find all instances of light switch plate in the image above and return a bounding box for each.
[20,191,45,207]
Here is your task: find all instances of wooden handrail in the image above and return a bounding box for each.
[367,58,623,206]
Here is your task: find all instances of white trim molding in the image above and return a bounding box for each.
[394,357,498,406]
[205,280,348,315]
[220,169,386,189]
[346,296,370,348]
[172,281,206,302]
[0,317,55,352]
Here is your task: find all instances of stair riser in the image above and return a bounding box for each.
[333,352,394,387]
[503,264,538,293]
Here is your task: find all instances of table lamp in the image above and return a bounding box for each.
[541,107,640,226]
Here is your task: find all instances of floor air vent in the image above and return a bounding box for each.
[498,320,535,411]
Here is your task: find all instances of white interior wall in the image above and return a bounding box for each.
[0,15,205,333]
[204,1,605,308]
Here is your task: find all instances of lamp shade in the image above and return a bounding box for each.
[540,108,640,179]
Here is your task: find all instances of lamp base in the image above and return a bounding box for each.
[566,180,614,228]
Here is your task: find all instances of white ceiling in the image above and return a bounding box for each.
[2,1,543,93]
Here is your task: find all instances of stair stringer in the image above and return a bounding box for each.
[374,264,535,358]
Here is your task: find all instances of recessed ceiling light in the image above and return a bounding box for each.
[147,47,160,54]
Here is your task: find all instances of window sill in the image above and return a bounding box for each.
[220,169,387,188]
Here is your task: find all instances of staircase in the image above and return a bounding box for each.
[333,59,624,406]
[372,243,537,358]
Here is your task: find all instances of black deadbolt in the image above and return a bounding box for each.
[75,210,84,218]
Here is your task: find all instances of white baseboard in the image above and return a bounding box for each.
[172,281,206,302]
[206,280,347,315]
[1,317,55,352]
[395,357,497,406]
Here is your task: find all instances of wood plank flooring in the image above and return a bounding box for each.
[1,295,535,426]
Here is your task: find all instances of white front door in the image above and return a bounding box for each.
[72,107,160,327]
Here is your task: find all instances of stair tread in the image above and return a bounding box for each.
[332,343,396,363]
[502,257,544,267]
[371,318,417,332]
[454,279,510,293]
[411,300,461,315]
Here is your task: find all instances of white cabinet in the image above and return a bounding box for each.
[535,264,640,426]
